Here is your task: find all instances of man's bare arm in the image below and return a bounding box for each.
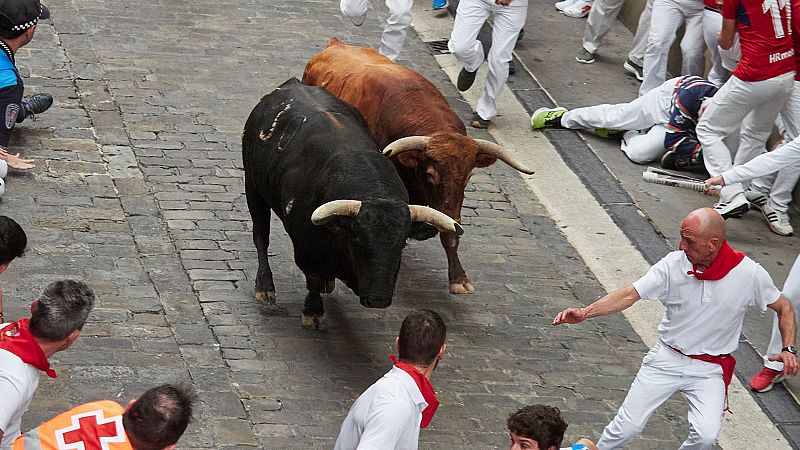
[553,285,641,325]
[718,18,736,49]
[767,295,799,375]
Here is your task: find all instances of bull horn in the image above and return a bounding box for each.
[311,200,362,225]
[409,205,464,236]
[382,136,430,157]
[475,139,535,175]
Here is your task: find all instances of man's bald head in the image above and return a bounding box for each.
[679,208,726,269]
[683,207,726,241]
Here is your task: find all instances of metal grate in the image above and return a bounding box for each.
[426,40,450,55]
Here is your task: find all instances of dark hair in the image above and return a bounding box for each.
[0,215,26,265]
[29,280,95,341]
[507,405,568,449]
[123,384,198,450]
[0,27,26,40]
[398,309,446,366]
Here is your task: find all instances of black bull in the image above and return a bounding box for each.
[242,78,463,328]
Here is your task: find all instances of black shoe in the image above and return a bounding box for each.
[660,150,706,174]
[517,28,525,42]
[509,59,516,76]
[470,113,490,129]
[457,67,477,92]
[21,93,53,121]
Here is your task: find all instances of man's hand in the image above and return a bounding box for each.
[768,352,799,376]
[0,148,35,170]
[703,176,724,196]
[553,307,587,325]
[496,0,512,5]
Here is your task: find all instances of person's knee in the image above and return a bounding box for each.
[340,1,365,17]
[693,422,721,448]
[386,5,412,25]
[448,37,474,59]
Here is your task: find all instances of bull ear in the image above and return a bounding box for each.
[409,222,439,241]
[475,153,497,168]
[396,151,422,169]
[383,136,429,168]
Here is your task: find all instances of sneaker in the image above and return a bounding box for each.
[713,193,749,219]
[555,0,579,11]
[594,128,626,139]
[531,107,567,129]
[432,0,448,9]
[563,0,592,17]
[457,67,478,92]
[744,188,768,211]
[660,150,706,174]
[349,11,367,26]
[470,113,490,129]
[749,367,785,393]
[21,93,53,121]
[623,58,644,82]
[509,59,516,76]
[761,204,794,236]
[576,48,595,64]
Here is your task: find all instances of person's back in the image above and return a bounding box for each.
[727,0,794,81]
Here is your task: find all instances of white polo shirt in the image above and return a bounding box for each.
[334,366,427,450]
[0,333,41,450]
[633,251,780,356]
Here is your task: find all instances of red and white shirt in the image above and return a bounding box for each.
[723,0,795,81]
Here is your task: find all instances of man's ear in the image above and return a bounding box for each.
[0,262,9,274]
[162,445,177,450]
[125,398,137,412]
[437,342,446,360]
[64,328,81,348]
[30,298,39,315]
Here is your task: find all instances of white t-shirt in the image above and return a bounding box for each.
[0,342,41,449]
[633,251,780,355]
[334,366,427,450]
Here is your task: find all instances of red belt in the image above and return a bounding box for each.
[669,345,736,412]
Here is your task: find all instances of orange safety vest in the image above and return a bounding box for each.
[13,400,134,450]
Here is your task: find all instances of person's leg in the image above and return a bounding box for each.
[639,0,683,95]
[475,0,527,120]
[627,0,654,66]
[379,0,414,61]
[340,0,369,18]
[680,369,725,450]
[679,2,706,77]
[581,0,626,54]
[702,10,727,86]
[755,82,800,213]
[448,0,491,73]
[621,125,668,163]
[561,90,662,131]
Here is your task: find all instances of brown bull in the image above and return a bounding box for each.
[303,37,534,294]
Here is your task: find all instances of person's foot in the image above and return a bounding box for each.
[432,0,449,15]
[761,204,794,236]
[594,128,626,139]
[749,367,785,392]
[470,113,491,129]
[713,193,749,219]
[531,107,567,129]
[349,11,367,26]
[555,0,579,12]
[660,150,706,174]
[744,187,768,212]
[623,58,644,82]
[576,48,595,64]
[509,59,516,76]
[21,93,53,121]
[457,67,478,91]
[563,0,592,17]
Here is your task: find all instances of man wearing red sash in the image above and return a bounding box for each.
[334,309,446,450]
[11,383,197,450]
[0,280,95,450]
[553,207,798,449]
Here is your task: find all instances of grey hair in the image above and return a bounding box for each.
[30,280,95,341]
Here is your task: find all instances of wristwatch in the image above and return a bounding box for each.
[782,346,797,355]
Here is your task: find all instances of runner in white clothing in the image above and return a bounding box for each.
[339,0,413,61]
[553,208,798,449]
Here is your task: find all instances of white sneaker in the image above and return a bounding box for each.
[555,0,579,12]
[713,193,749,219]
[0,177,5,197]
[563,0,593,17]
[349,11,367,26]
[0,159,6,178]
[761,204,794,236]
[744,187,768,211]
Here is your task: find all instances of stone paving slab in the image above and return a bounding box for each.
[0,0,702,448]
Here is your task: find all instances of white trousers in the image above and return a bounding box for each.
[701,9,741,86]
[582,0,653,66]
[639,0,705,96]
[750,81,800,211]
[0,159,6,197]
[766,255,800,371]
[598,342,725,450]
[696,72,795,203]
[561,78,673,163]
[340,0,413,61]
[449,0,528,119]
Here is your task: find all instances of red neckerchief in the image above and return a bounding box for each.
[0,319,57,378]
[687,240,744,280]
[390,355,439,428]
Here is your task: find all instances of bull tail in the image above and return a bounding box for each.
[327,37,346,48]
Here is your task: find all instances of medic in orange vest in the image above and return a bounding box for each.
[12,384,197,450]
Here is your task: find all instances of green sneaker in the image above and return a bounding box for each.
[594,128,626,139]
[576,48,595,64]
[531,107,567,129]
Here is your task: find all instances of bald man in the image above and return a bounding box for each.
[554,208,798,449]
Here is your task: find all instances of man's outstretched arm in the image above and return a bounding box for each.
[767,295,799,375]
[553,285,641,325]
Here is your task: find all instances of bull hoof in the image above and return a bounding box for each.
[324,279,335,294]
[449,281,475,294]
[255,290,277,305]
[301,313,326,330]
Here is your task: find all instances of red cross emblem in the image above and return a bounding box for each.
[54,409,126,450]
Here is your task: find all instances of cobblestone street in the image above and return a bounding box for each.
[0,0,713,448]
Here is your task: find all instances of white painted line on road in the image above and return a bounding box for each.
[410,5,789,449]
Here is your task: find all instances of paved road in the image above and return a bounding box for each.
[0,0,706,448]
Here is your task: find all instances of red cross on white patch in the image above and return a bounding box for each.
[54,409,126,450]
